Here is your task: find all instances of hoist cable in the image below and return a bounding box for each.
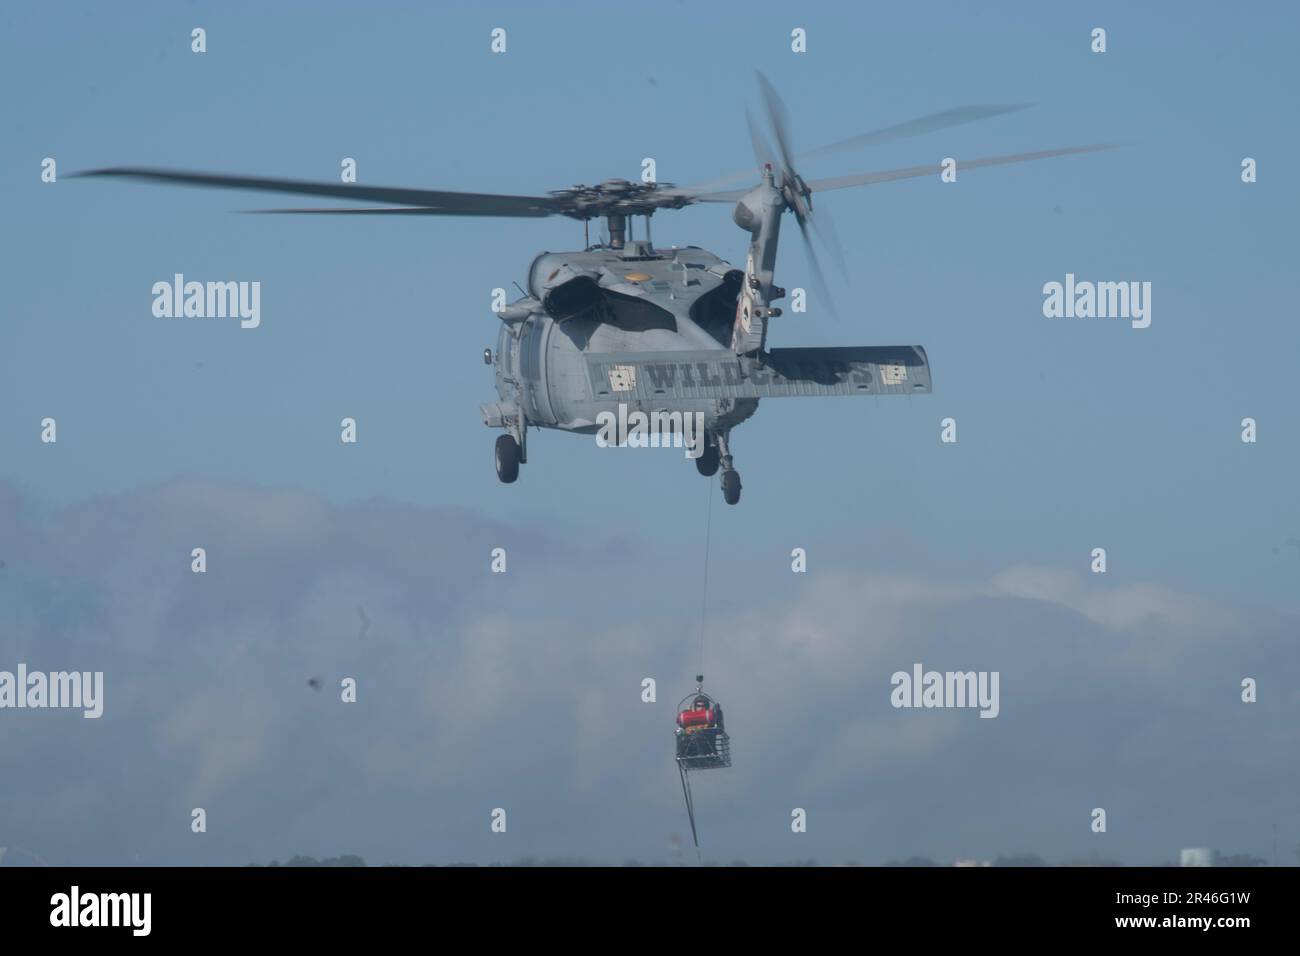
[698,475,713,674]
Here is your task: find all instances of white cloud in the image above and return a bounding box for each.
[2,479,1294,866]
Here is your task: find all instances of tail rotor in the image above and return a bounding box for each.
[750,71,846,316]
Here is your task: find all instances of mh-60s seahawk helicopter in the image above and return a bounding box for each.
[79,74,1109,504]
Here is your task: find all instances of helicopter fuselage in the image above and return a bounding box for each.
[485,240,760,442]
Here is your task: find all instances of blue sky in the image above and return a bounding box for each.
[1,2,1298,864]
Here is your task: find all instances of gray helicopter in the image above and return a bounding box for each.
[78,75,1109,504]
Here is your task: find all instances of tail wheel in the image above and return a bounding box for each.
[495,434,520,483]
[721,470,741,505]
[694,441,720,477]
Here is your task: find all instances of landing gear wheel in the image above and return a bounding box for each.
[695,442,720,477]
[721,469,741,505]
[495,434,520,483]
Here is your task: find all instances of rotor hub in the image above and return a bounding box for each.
[546,180,686,221]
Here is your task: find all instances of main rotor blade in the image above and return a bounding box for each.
[72,167,561,217]
[672,102,1034,197]
[798,103,1032,164]
[243,206,526,216]
[805,143,1119,192]
[687,143,1117,203]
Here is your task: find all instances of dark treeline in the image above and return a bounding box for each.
[246,851,1272,868]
